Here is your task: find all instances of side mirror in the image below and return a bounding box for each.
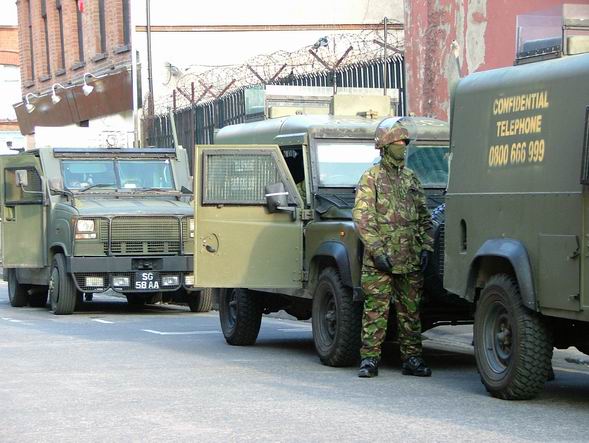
[264,182,289,213]
[15,169,29,187]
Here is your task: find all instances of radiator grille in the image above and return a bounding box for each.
[437,223,445,277]
[111,217,181,255]
[181,218,193,254]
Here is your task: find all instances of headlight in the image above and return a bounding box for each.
[75,219,97,239]
[76,219,95,233]
[112,276,130,288]
[162,275,180,287]
[189,218,195,238]
[85,276,104,287]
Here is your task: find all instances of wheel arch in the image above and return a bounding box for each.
[309,241,353,289]
[49,243,69,261]
[467,239,536,310]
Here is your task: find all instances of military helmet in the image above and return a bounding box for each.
[374,124,410,149]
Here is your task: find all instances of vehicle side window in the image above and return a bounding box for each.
[281,146,305,184]
[4,167,43,204]
[202,150,295,205]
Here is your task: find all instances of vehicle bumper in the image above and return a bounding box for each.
[66,255,194,293]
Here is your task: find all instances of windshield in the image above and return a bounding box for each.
[316,141,379,187]
[406,146,449,188]
[62,159,175,190]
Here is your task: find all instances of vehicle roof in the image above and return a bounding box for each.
[215,115,449,145]
[455,51,589,97]
[30,147,177,158]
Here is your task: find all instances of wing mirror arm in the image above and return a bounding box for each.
[265,182,297,220]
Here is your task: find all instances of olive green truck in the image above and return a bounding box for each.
[444,9,589,399]
[192,114,470,367]
[192,8,589,400]
[2,147,211,314]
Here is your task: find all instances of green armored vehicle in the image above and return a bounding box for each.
[193,114,471,366]
[444,4,589,399]
[2,147,211,314]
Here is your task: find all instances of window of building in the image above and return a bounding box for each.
[56,0,66,73]
[122,0,130,46]
[41,0,51,77]
[98,0,106,54]
[75,0,84,64]
[26,0,34,81]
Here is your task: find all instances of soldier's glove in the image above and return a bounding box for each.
[373,255,393,273]
[420,250,430,272]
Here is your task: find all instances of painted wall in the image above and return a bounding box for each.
[404,0,588,120]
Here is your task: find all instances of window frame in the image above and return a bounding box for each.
[201,149,296,206]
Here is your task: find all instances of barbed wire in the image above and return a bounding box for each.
[152,28,403,113]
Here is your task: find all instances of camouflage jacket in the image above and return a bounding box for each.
[353,162,433,274]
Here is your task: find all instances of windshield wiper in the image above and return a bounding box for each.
[78,183,116,192]
[136,187,175,192]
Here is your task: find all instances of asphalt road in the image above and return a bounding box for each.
[1,283,589,442]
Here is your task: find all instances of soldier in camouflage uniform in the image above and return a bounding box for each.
[352,121,433,378]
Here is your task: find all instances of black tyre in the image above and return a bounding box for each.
[312,267,362,367]
[49,254,78,315]
[187,289,214,312]
[219,288,262,345]
[474,274,553,400]
[7,268,30,307]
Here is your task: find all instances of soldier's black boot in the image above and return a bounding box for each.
[401,356,432,377]
[358,357,379,378]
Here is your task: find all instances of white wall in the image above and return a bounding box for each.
[0,2,18,25]
[0,64,21,121]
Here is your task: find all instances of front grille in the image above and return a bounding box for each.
[74,272,183,292]
[110,217,181,255]
[98,218,109,254]
[181,218,193,254]
[437,223,445,277]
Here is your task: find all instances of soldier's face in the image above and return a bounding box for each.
[384,140,407,161]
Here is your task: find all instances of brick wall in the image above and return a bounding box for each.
[16,0,131,96]
[404,0,589,120]
[0,26,20,66]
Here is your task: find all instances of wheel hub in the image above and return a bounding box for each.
[484,303,513,373]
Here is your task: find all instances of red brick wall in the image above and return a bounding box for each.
[0,26,20,66]
[404,0,589,120]
[16,0,131,95]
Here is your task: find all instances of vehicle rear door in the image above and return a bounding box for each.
[1,155,46,268]
[194,145,303,288]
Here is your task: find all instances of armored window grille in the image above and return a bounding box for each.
[4,168,43,204]
[581,107,589,185]
[203,152,283,204]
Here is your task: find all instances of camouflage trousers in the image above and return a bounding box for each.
[360,269,424,360]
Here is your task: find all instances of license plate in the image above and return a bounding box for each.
[134,271,160,290]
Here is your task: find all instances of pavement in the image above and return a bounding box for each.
[1,284,589,442]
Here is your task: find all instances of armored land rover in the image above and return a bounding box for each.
[2,147,212,314]
[193,114,471,366]
[444,5,589,399]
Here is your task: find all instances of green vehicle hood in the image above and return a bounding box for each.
[74,198,193,217]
